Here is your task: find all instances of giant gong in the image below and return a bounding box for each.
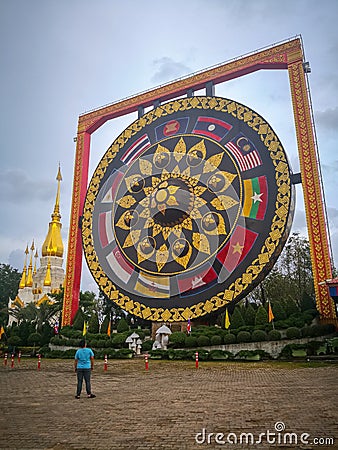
[82,96,294,322]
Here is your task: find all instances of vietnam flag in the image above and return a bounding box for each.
[216,225,258,273]
[243,176,268,220]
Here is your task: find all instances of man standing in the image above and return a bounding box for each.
[74,339,96,399]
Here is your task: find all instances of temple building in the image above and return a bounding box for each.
[8,167,65,325]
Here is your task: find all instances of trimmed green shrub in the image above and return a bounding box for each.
[149,349,169,359]
[268,330,281,341]
[270,302,287,321]
[223,333,236,344]
[237,331,251,343]
[251,330,268,342]
[141,340,153,352]
[111,333,128,348]
[210,335,222,346]
[27,333,42,346]
[196,335,210,347]
[286,327,301,339]
[209,350,233,360]
[185,336,197,348]
[116,317,129,333]
[169,331,186,348]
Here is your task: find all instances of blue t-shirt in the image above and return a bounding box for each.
[75,347,94,369]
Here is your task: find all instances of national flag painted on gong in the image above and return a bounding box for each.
[155,118,189,140]
[121,134,151,165]
[177,264,218,296]
[225,133,262,171]
[216,225,258,273]
[242,176,268,220]
[134,272,170,298]
[98,211,115,248]
[192,116,232,141]
[100,169,124,204]
[106,246,134,284]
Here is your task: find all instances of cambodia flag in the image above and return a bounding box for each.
[177,265,218,296]
[155,118,189,140]
[192,116,232,141]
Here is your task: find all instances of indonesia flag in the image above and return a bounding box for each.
[106,246,134,284]
[98,211,114,248]
[121,134,151,165]
[192,116,232,141]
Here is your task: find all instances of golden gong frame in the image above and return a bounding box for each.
[62,36,336,326]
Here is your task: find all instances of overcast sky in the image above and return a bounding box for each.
[1,0,338,293]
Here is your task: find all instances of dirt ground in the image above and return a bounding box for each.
[0,358,337,450]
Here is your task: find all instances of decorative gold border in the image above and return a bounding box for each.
[82,96,292,322]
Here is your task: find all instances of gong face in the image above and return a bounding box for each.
[82,96,294,322]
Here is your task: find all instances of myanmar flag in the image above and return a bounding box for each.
[243,176,268,220]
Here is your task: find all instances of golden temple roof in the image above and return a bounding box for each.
[41,165,64,258]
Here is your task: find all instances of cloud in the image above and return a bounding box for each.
[0,169,54,203]
[315,107,338,132]
[151,57,191,84]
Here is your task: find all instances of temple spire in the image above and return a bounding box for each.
[41,165,64,258]
[26,241,34,287]
[19,245,29,289]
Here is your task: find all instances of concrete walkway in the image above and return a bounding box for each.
[0,359,337,449]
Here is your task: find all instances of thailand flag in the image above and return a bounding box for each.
[192,116,232,141]
[187,318,191,334]
[54,321,59,335]
[121,134,151,165]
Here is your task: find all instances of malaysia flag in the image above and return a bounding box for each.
[225,133,262,171]
[121,134,151,165]
[192,116,232,141]
[155,117,189,140]
[106,246,134,284]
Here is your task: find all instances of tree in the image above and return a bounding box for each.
[117,317,129,333]
[230,306,245,330]
[0,264,22,324]
[88,312,99,334]
[255,306,268,326]
[243,303,256,326]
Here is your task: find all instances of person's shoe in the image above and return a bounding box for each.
[75,395,80,399]
[87,394,96,398]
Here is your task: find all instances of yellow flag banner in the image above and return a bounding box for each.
[107,321,111,337]
[0,326,5,339]
[268,302,274,323]
[82,321,87,336]
[225,308,230,329]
